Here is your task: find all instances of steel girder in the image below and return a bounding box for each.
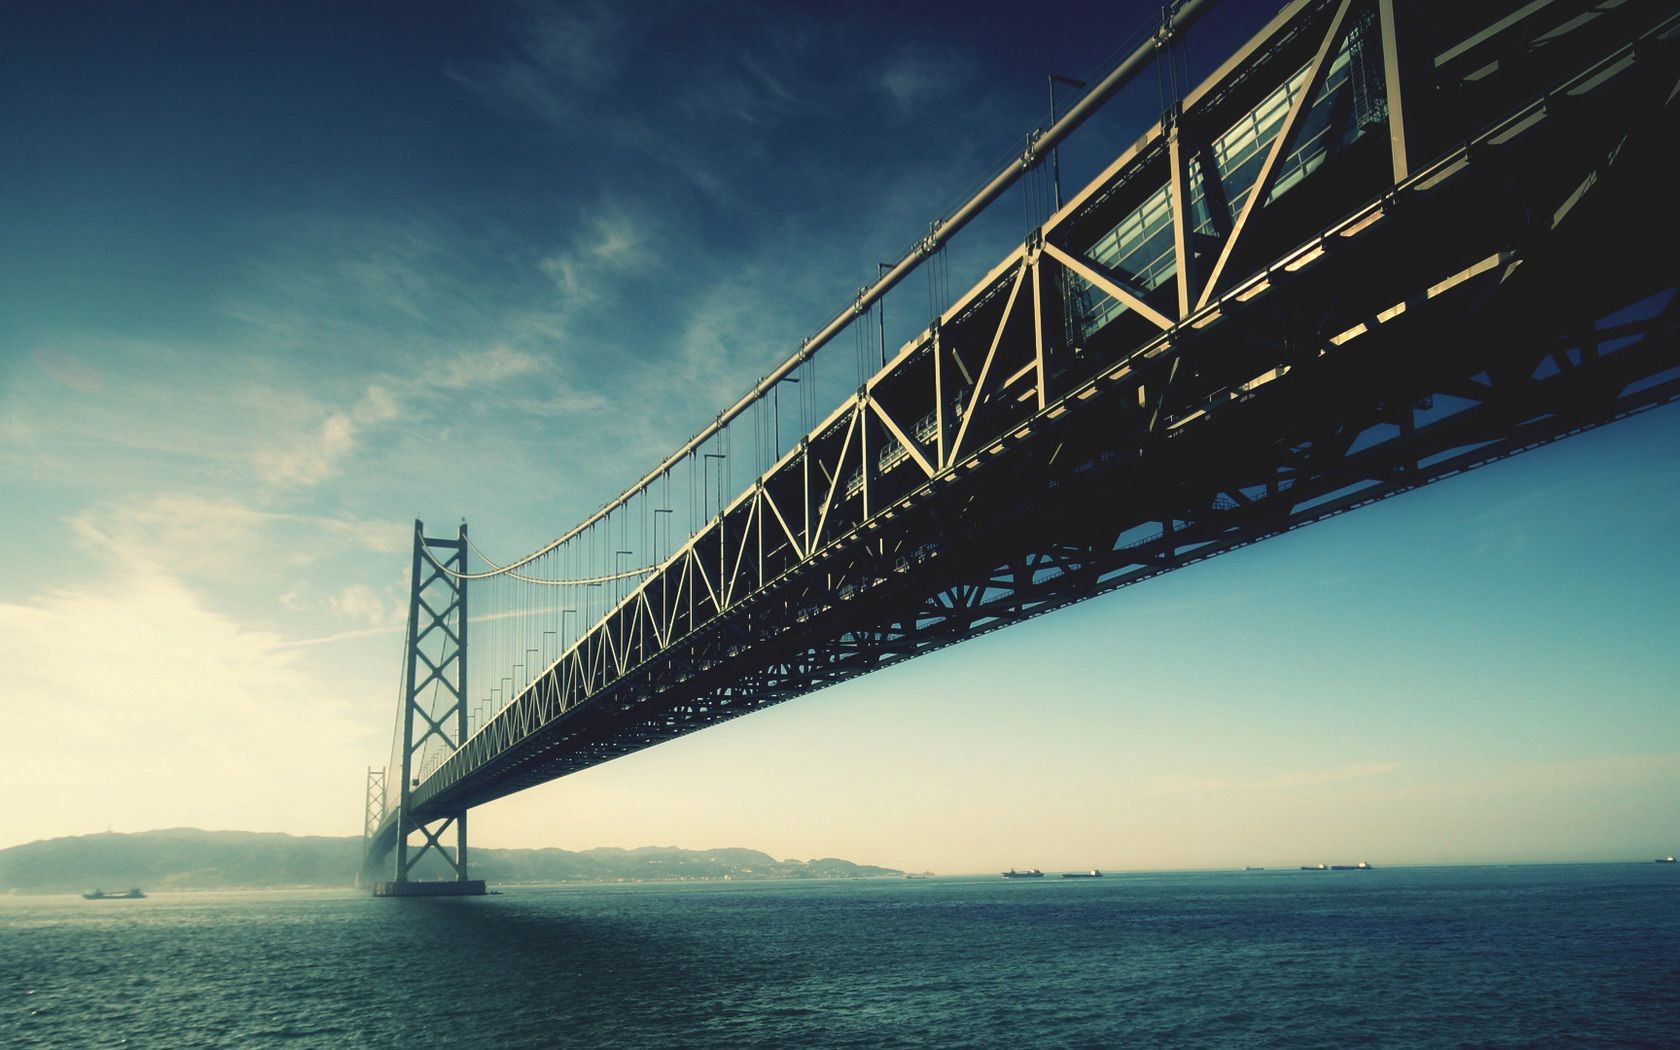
[379,0,1680,833]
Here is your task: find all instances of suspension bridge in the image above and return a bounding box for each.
[360,0,1680,894]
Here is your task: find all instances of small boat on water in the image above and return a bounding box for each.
[1001,868,1044,879]
[1657,855,1677,864]
[1244,866,1265,871]
[1061,869,1103,879]
[83,888,144,900]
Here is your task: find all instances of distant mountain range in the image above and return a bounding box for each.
[0,829,901,893]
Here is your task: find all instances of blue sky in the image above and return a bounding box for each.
[2,0,1676,870]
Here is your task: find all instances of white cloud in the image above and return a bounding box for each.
[538,212,649,302]
[255,384,402,487]
[252,345,568,487]
[0,562,376,847]
[433,345,545,390]
[328,583,392,626]
[513,388,608,417]
[356,384,399,424]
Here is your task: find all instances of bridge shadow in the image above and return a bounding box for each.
[354,886,839,1045]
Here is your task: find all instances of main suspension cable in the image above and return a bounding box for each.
[418,533,657,584]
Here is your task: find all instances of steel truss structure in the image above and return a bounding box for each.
[368,0,1680,865]
[362,767,386,842]
[381,523,477,885]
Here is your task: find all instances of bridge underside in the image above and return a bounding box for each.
[371,0,1680,854]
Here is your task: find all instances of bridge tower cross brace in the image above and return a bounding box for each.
[394,520,472,885]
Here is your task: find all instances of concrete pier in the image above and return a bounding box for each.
[373,880,487,898]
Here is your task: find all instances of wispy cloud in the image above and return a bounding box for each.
[327,582,397,626]
[0,409,31,446]
[250,343,562,489]
[1149,761,1400,796]
[0,339,275,475]
[256,384,401,487]
[0,560,376,846]
[537,211,650,303]
[444,0,634,130]
[443,1,838,195]
[32,347,106,394]
[71,495,407,589]
[877,47,973,113]
[273,623,405,650]
[433,345,546,390]
[220,215,476,347]
[513,387,608,417]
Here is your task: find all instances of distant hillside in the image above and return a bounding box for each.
[0,829,900,893]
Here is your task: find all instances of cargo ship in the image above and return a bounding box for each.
[83,888,145,900]
[1061,870,1103,878]
[1001,868,1044,878]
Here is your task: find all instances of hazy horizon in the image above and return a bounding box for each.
[7,824,1675,878]
[3,0,1676,875]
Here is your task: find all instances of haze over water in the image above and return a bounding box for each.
[5,864,1676,1046]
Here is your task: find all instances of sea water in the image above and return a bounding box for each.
[2,864,1676,1047]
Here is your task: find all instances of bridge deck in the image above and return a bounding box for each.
[371,0,1680,858]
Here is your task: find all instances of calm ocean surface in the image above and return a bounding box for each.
[3,864,1676,1047]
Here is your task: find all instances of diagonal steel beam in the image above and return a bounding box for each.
[869,398,936,478]
[951,261,1028,465]
[1043,241,1174,331]
[813,407,860,548]
[689,544,722,616]
[1198,0,1354,310]
[724,495,758,608]
[761,485,806,559]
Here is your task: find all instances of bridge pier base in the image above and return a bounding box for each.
[373,879,486,898]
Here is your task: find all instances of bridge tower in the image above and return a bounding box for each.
[363,766,386,841]
[355,766,386,890]
[374,520,486,897]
